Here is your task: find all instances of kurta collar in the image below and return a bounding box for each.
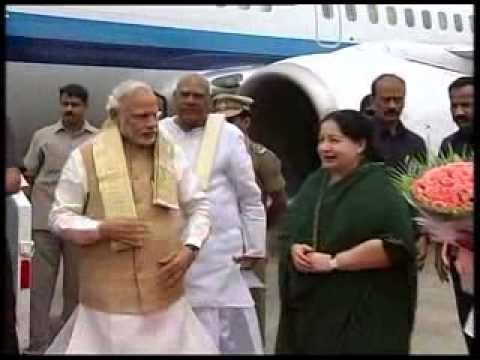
[171,116,204,136]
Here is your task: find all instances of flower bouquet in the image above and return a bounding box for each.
[391,147,474,294]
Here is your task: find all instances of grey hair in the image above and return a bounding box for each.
[176,73,211,96]
[105,80,154,112]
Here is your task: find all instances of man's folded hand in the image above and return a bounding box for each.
[99,218,148,248]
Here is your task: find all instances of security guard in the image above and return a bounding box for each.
[213,93,288,345]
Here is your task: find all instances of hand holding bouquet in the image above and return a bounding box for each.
[391,148,474,294]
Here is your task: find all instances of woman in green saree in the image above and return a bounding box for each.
[275,110,417,354]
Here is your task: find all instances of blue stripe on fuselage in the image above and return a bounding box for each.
[6,11,350,69]
[6,36,287,70]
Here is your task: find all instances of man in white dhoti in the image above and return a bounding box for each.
[160,74,266,354]
[47,80,218,354]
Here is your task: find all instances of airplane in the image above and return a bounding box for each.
[6,5,474,182]
[4,5,474,351]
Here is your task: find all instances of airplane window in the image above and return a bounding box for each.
[422,10,432,29]
[345,4,357,22]
[404,8,415,27]
[454,14,464,32]
[239,5,250,10]
[469,15,474,33]
[367,4,378,24]
[322,4,333,19]
[438,12,448,30]
[386,6,397,25]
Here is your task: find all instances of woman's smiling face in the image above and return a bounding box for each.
[317,119,365,177]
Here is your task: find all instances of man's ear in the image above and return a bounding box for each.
[244,116,251,129]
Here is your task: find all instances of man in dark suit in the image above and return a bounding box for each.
[435,76,474,354]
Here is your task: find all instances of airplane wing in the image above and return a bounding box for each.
[208,41,470,195]
[355,41,473,75]
[445,46,474,60]
[202,41,473,98]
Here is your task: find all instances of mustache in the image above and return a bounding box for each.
[385,110,399,116]
[181,105,201,110]
[454,115,468,123]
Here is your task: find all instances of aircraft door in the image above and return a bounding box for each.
[314,4,342,49]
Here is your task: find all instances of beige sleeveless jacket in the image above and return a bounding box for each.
[78,141,185,314]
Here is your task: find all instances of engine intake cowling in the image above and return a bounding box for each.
[239,63,336,195]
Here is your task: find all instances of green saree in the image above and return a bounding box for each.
[275,162,417,354]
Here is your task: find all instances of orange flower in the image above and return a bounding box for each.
[411,161,473,214]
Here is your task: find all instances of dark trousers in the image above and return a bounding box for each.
[450,265,474,354]
[1,251,19,354]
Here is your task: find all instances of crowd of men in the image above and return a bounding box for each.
[2,73,474,354]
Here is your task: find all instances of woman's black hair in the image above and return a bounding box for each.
[320,109,384,162]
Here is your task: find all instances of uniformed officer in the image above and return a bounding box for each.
[23,84,99,354]
[212,93,288,345]
[212,93,287,224]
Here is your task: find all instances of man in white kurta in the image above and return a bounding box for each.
[46,80,218,354]
[160,74,266,354]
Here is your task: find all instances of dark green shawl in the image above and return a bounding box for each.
[276,162,417,354]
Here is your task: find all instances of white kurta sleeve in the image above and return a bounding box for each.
[227,130,266,257]
[174,144,211,250]
[49,149,100,235]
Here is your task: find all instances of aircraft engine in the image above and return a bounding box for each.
[238,45,465,195]
[239,63,335,195]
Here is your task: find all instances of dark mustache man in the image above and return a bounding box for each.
[370,73,427,168]
[370,74,427,310]
[23,84,99,354]
[435,76,474,354]
[439,76,474,156]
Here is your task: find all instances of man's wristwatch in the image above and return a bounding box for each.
[329,257,338,271]
[185,244,200,254]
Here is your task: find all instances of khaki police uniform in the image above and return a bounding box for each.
[23,120,98,352]
[248,139,286,203]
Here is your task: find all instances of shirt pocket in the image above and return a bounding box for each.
[43,141,70,177]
